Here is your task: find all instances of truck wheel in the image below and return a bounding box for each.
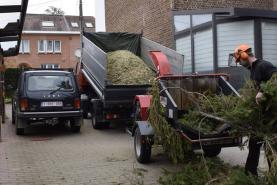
[15,116,24,135]
[83,111,88,119]
[92,115,104,129]
[134,127,151,163]
[70,118,82,133]
[203,147,221,157]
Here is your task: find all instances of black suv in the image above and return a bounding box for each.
[12,69,83,135]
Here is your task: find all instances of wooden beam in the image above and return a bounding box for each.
[16,0,29,55]
[0,5,21,13]
[0,23,20,37]
[0,0,29,56]
[0,31,20,37]
[0,36,19,42]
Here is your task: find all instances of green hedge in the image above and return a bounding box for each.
[4,68,21,98]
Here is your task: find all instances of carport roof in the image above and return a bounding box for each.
[0,0,28,57]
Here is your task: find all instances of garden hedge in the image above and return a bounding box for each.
[4,68,21,98]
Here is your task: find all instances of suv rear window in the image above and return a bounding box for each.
[28,75,73,91]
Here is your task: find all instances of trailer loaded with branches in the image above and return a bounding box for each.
[131,51,242,163]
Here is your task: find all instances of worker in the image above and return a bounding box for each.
[234,44,277,176]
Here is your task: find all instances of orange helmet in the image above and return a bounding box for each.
[234,44,252,62]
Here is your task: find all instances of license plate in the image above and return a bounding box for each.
[41,101,63,107]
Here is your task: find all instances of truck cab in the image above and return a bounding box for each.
[12,69,83,135]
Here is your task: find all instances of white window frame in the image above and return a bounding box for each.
[38,40,46,53]
[217,20,255,67]
[41,64,60,69]
[54,40,61,53]
[19,40,30,54]
[85,22,93,28]
[262,21,277,64]
[71,22,79,27]
[19,43,22,53]
[42,21,54,27]
[38,40,61,54]
[46,40,54,53]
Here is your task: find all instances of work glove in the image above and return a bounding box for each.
[256,92,263,105]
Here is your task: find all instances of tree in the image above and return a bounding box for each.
[45,6,64,15]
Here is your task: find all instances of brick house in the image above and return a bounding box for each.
[105,0,275,49]
[5,14,95,69]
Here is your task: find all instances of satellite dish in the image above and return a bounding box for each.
[75,49,81,59]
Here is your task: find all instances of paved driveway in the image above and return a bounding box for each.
[0,104,180,185]
[0,104,267,185]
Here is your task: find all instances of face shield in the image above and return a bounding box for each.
[228,53,238,67]
[228,53,251,69]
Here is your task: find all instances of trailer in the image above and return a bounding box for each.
[77,32,184,129]
[132,51,242,163]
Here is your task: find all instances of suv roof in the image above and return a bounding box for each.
[24,70,72,74]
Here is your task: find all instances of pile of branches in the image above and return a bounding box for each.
[159,156,277,185]
[178,94,238,134]
[176,74,277,145]
[107,50,155,85]
[149,73,277,184]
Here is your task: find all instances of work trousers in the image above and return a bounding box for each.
[245,137,272,176]
[245,137,263,176]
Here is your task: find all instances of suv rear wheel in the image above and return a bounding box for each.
[15,116,25,135]
[11,99,15,124]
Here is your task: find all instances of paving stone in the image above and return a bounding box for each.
[0,104,179,184]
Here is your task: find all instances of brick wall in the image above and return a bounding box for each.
[274,0,277,10]
[105,0,174,48]
[105,0,274,49]
[5,34,80,69]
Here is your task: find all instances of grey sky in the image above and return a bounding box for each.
[0,0,95,29]
[0,0,95,16]
[27,0,95,16]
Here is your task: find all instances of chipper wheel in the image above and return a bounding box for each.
[203,147,222,157]
[134,126,152,163]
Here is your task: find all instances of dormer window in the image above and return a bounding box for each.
[85,22,93,28]
[71,22,78,27]
[42,21,54,27]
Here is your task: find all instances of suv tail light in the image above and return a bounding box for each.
[20,99,28,111]
[74,98,81,109]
